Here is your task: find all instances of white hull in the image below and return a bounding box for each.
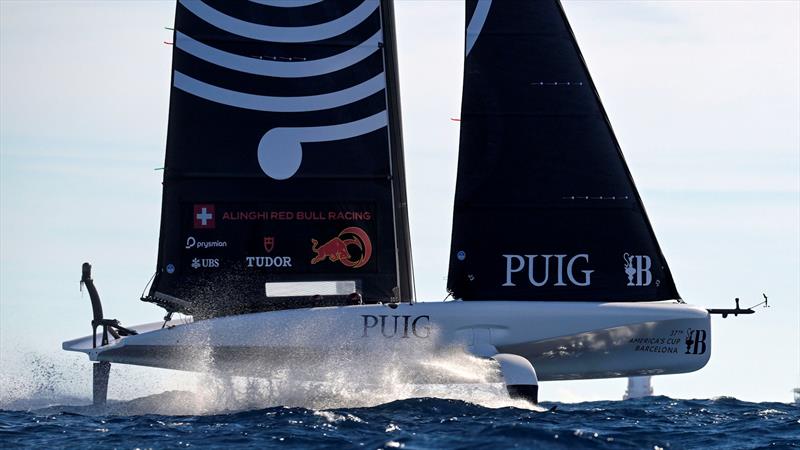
[63,301,711,382]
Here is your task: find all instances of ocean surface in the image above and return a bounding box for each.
[1,394,798,449]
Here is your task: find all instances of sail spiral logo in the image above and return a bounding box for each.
[173,0,389,180]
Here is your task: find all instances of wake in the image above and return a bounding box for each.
[1,343,544,416]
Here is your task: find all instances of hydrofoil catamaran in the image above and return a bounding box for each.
[64,0,732,406]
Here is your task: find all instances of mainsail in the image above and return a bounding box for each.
[447,0,679,302]
[147,0,414,316]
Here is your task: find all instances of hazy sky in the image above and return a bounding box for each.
[1,1,798,404]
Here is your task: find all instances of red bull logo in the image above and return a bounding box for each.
[311,227,372,268]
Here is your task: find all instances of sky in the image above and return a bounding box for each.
[1,0,798,404]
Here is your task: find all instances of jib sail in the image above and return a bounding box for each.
[447,0,679,302]
[147,0,413,316]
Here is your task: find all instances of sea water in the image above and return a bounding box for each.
[1,351,798,448]
[1,396,798,449]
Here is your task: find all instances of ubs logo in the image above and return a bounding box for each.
[624,253,652,286]
[362,315,430,338]
[191,258,219,269]
[685,329,707,355]
[502,254,593,287]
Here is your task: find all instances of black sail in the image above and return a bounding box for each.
[447,0,679,302]
[147,0,414,316]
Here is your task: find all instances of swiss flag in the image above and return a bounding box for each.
[193,204,215,229]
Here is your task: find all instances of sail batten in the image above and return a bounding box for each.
[447,0,679,302]
[148,0,413,317]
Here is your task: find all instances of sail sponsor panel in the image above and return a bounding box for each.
[501,252,657,290]
[154,199,392,314]
[170,202,379,274]
[450,204,675,300]
[502,254,593,288]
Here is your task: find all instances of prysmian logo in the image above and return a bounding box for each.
[185,236,227,249]
[191,258,219,269]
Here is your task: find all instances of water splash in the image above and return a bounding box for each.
[1,340,541,415]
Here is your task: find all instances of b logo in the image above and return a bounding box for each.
[624,253,652,286]
[684,329,707,355]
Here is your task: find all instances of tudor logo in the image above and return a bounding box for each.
[193,204,215,229]
[311,227,372,268]
[191,258,219,269]
[245,256,292,268]
[502,254,594,287]
[624,253,652,286]
[263,237,275,253]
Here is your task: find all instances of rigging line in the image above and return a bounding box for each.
[139,271,158,301]
[745,293,769,310]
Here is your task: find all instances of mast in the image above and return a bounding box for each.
[447,0,679,302]
[379,0,415,301]
[147,0,413,316]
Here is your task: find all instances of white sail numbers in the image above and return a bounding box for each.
[502,254,593,287]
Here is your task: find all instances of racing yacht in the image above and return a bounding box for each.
[64,0,716,406]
